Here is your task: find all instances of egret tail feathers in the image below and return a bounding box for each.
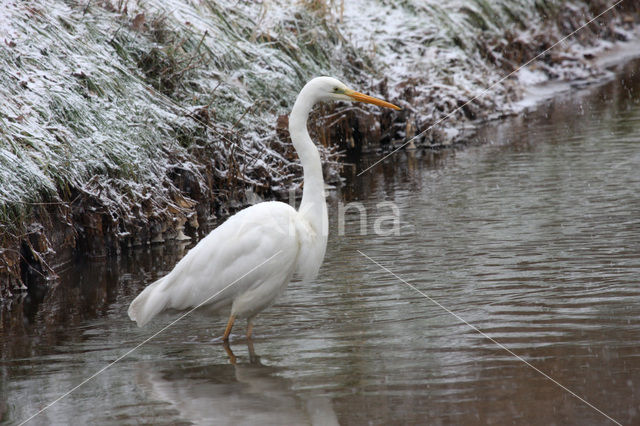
[127,277,169,327]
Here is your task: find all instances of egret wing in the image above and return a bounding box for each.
[160,201,300,313]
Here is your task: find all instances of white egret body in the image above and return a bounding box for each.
[127,76,400,340]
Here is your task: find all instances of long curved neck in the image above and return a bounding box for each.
[289,88,328,237]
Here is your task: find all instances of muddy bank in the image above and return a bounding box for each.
[1,0,639,297]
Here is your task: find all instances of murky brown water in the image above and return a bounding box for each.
[3,59,640,425]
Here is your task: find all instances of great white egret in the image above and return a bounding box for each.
[128,76,400,341]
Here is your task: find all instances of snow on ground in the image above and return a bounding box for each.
[1,0,638,289]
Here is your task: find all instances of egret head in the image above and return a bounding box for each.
[307,76,401,110]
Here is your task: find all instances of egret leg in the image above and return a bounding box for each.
[247,339,259,364]
[222,341,237,365]
[223,314,236,342]
[246,318,254,340]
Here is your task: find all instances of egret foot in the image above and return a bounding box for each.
[223,314,236,342]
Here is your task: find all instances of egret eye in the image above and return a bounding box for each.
[333,87,340,93]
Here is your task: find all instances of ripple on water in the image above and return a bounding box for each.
[3,60,640,425]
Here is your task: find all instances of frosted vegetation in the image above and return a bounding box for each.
[0,0,635,277]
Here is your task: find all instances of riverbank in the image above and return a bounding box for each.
[3,52,640,425]
[1,0,639,296]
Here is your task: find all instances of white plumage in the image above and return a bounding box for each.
[127,76,399,340]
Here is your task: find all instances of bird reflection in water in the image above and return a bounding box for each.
[135,341,339,425]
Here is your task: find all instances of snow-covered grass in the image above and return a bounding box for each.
[0,0,352,235]
[0,0,637,292]
[338,0,638,139]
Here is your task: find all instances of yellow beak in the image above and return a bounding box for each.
[344,89,401,110]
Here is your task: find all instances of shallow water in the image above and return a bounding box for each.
[2,59,640,425]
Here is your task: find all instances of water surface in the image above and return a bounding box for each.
[2,60,640,425]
